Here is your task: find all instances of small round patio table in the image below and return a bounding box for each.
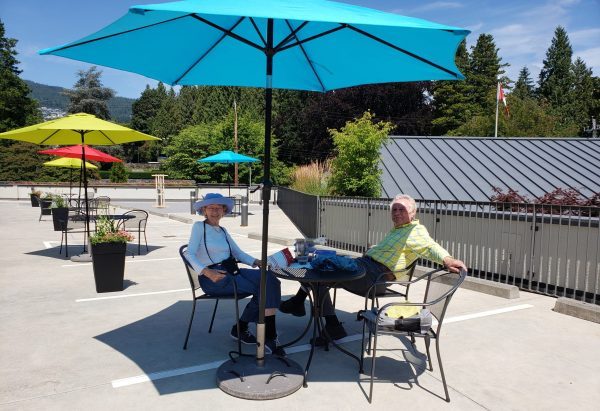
[270,262,366,386]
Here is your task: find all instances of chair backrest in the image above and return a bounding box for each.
[179,244,201,293]
[96,196,110,211]
[422,269,467,326]
[121,210,148,232]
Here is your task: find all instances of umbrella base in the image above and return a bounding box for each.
[71,252,93,262]
[217,355,304,400]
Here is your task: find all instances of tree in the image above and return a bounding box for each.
[329,111,394,197]
[161,114,290,184]
[538,26,573,109]
[570,57,595,130]
[513,67,535,99]
[468,34,509,116]
[63,66,114,119]
[0,19,40,132]
[131,83,168,134]
[431,40,474,135]
[109,162,128,183]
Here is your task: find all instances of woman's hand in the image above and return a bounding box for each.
[202,267,227,282]
[252,259,262,268]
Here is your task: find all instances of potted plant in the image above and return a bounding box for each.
[90,216,134,293]
[51,195,69,231]
[30,190,42,207]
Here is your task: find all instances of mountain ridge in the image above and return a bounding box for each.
[25,80,135,123]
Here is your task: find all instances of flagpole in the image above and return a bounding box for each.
[494,82,499,138]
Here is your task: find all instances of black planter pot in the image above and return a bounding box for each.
[91,242,127,293]
[40,199,52,215]
[30,194,40,207]
[51,207,69,231]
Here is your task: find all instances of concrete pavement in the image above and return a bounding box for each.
[1,199,599,410]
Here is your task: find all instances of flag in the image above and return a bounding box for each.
[498,82,510,116]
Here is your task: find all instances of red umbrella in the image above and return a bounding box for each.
[39,144,122,162]
[39,144,122,204]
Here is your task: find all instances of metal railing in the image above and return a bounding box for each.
[277,188,599,304]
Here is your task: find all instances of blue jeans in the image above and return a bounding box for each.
[199,266,281,323]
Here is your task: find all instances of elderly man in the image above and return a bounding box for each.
[279,194,466,343]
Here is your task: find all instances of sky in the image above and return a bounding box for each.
[1,0,599,99]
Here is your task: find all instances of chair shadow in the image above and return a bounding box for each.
[93,300,365,395]
[358,336,445,402]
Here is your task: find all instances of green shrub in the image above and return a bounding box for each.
[109,162,128,183]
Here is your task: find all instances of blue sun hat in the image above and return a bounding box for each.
[194,193,234,214]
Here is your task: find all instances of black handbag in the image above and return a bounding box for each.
[220,255,241,275]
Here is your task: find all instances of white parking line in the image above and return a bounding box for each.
[76,288,188,302]
[110,303,534,388]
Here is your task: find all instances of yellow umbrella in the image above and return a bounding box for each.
[0,112,159,145]
[43,157,98,197]
[43,157,98,169]
[1,113,160,261]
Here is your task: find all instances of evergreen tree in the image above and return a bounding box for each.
[570,57,595,130]
[431,40,473,135]
[513,66,535,99]
[63,66,114,119]
[0,19,40,132]
[538,26,573,109]
[131,82,167,134]
[109,162,128,183]
[468,34,509,115]
[150,87,180,150]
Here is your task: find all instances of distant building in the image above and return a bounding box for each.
[40,106,67,120]
[379,136,600,201]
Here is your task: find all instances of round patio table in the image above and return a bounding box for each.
[270,262,366,386]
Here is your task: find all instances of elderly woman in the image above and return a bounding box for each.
[185,193,284,356]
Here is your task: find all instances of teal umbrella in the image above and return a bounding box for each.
[40,0,469,397]
[198,150,260,195]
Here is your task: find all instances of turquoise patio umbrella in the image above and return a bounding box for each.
[39,0,469,398]
[198,150,260,195]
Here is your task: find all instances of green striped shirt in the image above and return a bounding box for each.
[366,220,450,279]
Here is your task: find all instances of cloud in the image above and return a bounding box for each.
[570,28,600,48]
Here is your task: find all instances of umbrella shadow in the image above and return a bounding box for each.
[94,300,366,395]
[25,244,165,260]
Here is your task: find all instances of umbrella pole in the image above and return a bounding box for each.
[74,137,92,260]
[215,18,304,400]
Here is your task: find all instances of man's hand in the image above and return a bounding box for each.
[442,256,467,273]
[202,267,226,282]
[252,259,262,268]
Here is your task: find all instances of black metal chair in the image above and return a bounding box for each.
[179,245,251,350]
[333,259,418,319]
[360,268,467,403]
[58,210,88,257]
[118,209,148,255]
[96,196,111,214]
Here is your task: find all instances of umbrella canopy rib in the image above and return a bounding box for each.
[346,25,460,78]
[192,15,264,51]
[175,16,247,84]
[283,20,325,91]
[47,14,190,54]
[98,130,117,145]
